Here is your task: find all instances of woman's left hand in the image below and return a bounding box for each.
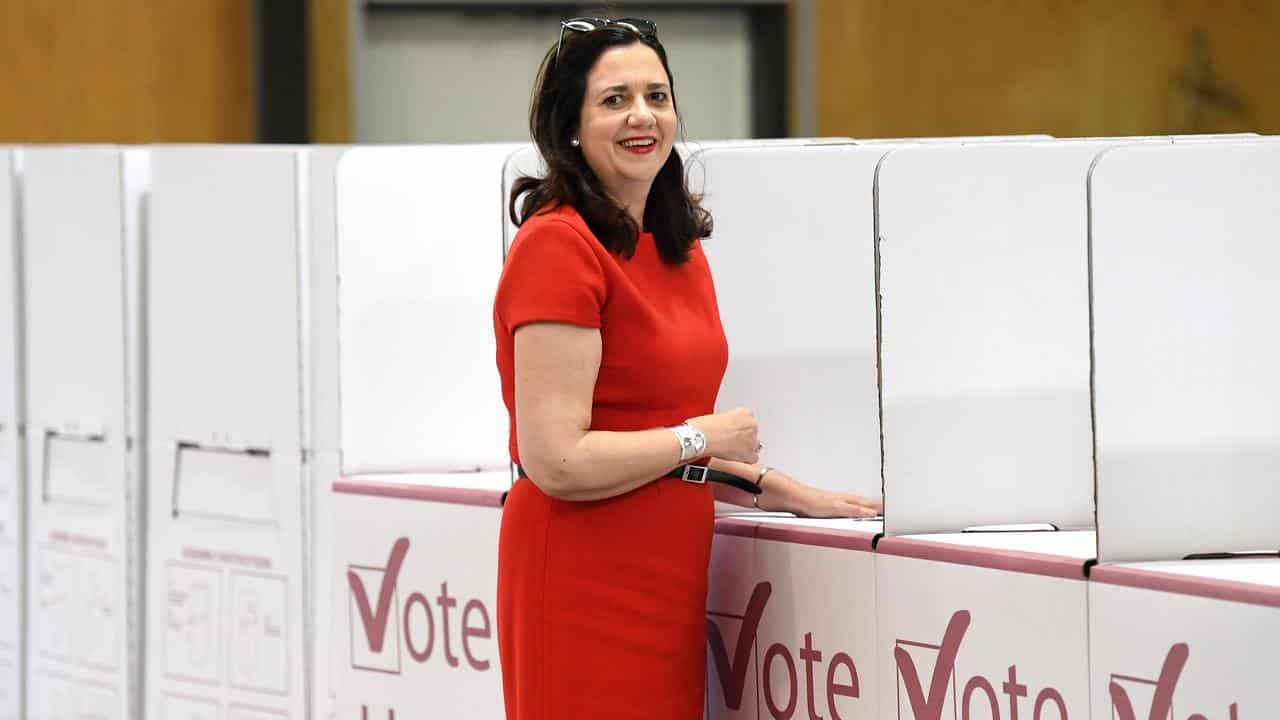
[757,468,882,519]
[794,487,882,519]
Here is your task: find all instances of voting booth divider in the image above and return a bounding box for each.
[20,147,148,720]
[692,142,884,500]
[331,144,524,719]
[1086,141,1280,719]
[144,146,346,720]
[868,139,1176,719]
[0,149,23,720]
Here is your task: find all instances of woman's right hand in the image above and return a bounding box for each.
[687,408,759,464]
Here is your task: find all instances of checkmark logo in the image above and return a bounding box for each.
[706,581,772,710]
[1108,643,1188,720]
[349,537,410,653]
[894,610,970,720]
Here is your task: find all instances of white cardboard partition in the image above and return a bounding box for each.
[22,147,147,720]
[692,144,891,496]
[333,144,532,718]
[1089,142,1280,563]
[0,148,23,720]
[337,144,524,477]
[331,481,505,719]
[145,146,345,720]
[876,141,1153,535]
[707,516,880,720]
[1088,561,1280,719]
[875,532,1094,720]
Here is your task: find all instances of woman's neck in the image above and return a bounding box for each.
[607,183,650,229]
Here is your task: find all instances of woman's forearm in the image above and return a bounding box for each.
[708,458,813,513]
[520,426,683,501]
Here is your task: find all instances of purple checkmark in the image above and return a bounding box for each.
[349,537,410,652]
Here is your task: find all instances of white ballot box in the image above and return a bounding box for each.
[0,148,24,720]
[332,144,525,718]
[707,516,881,720]
[145,146,345,720]
[1087,141,1280,718]
[21,147,148,720]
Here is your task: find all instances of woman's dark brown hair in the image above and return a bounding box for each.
[508,25,713,265]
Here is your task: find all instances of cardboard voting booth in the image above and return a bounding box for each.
[1087,141,1280,719]
[869,141,1158,719]
[707,516,880,720]
[691,143,885,498]
[21,147,148,720]
[332,144,523,719]
[684,141,890,718]
[332,481,505,720]
[145,146,345,720]
[0,148,23,720]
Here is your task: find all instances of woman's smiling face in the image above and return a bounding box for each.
[576,42,677,208]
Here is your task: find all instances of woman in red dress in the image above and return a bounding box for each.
[493,18,883,719]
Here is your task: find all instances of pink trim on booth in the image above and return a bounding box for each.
[1090,565,1280,609]
[714,516,876,552]
[333,477,505,508]
[713,516,760,539]
[876,536,1087,580]
[756,523,876,552]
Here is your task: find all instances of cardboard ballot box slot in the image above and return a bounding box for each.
[42,431,110,506]
[172,443,276,525]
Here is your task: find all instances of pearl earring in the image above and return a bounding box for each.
[570,137,580,147]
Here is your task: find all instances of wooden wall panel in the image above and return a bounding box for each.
[308,0,352,143]
[815,0,1280,139]
[0,1,253,143]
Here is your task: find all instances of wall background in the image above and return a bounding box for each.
[2,1,1278,143]
[0,1,254,143]
[814,0,1280,138]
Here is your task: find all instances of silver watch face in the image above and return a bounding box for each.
[674,423,704,462]
[691,429,707,455]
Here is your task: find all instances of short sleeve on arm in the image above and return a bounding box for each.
[495,219,607,333]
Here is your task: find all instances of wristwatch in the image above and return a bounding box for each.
[669,423,707,463]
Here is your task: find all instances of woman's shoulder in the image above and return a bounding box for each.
[512,203,599,252]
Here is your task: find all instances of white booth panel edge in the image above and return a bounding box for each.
[0,147,24,720]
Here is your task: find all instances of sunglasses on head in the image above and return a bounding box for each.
[555,17,659,61]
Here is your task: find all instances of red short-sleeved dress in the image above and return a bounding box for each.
[493,204,729,719]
